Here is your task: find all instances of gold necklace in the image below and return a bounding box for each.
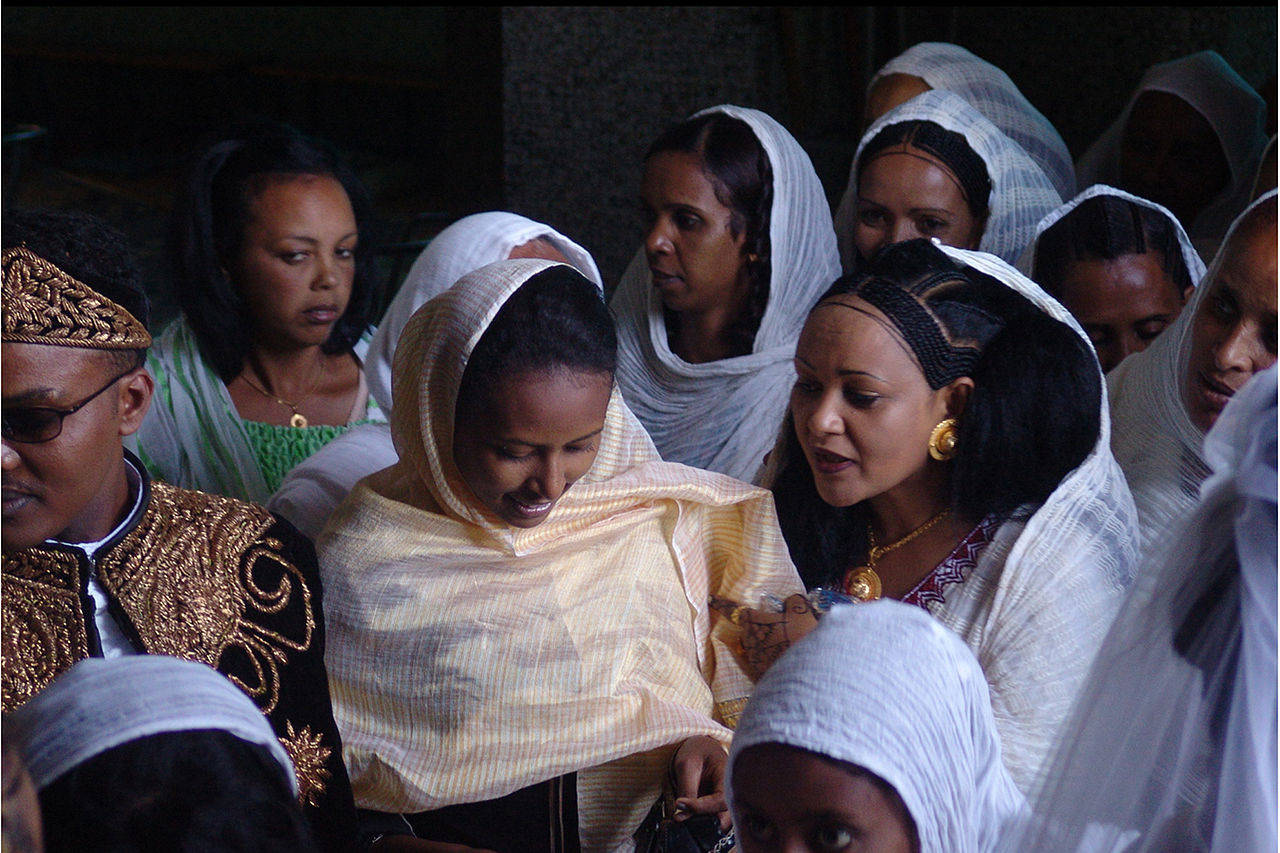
[239,356,326,428]
[844,508,953,602]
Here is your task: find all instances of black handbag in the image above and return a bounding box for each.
[634,799,736,853]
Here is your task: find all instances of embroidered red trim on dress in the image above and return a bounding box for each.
[901,514,1000,613]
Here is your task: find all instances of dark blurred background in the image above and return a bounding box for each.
[4,6,1275,325]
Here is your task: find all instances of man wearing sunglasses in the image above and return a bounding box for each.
[1,211,358,853]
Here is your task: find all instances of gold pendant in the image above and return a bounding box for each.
[844,566,882,602]
[289,412,308,429]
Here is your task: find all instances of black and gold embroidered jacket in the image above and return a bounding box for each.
[1,454,359,853]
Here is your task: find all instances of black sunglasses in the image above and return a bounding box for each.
[2,368,135,444]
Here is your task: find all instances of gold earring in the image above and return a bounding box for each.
[747,253,759,263]
[928,418,959,461]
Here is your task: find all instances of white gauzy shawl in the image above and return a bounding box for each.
[9,656,297,796]
[835,90,1063,271]
[1002,364,1277,853]
[1106,189,1278,562]
[319,258,803,851]
[1074,51,1268,260]
[611,104,841,484]
[870,41,1076,202]
[269,212,601,540]
[729,601,1027,853]
[1016,184,1206,286]
[924,244,1138,794]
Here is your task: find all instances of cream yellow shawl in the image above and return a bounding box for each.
[318,258,802,851]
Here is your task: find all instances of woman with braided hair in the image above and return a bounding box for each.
[722,238,1137,796]
[834,89,1062,273]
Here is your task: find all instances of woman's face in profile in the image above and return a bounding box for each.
[1120,90,1231,227]
[1182,212,1278,432]
[228,173,357,350]
[789,296,956,509]
[731,743,918,853]
[640,150,751,318]
[853,148,985,263]
[452,368,612,528]
[1057,251,1187,372]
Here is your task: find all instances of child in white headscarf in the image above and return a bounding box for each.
[10,656,314,853]
[728,600,1026,853]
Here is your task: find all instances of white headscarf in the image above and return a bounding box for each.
[835,89,1063,271]
[611,104,841,484]
[9,656,297,796]
[870,42,1076,201]
[1016,184,1206,286]
[268,212,602,540]
[1106,189,1278,561]
[1074,51,1268,259]
[1004,364,1277,853]
[729,600,1026,853]
[367,211,602,413]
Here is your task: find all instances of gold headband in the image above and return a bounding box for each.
[2,246,151,349]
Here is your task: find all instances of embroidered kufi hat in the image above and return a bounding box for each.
[2,246,151,349]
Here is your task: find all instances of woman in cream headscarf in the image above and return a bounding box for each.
[1075,51,1268,260]
[729,600,1026,853]
[318,258,803,851]
[1107,189,1276,561]
[834,89,1062,273]
[864,41,1076,202]
[268,211,601,540]
[611,104,841,484]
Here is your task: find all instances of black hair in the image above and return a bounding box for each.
[857,120,993,225]
[456,265,617,414]
[645,111,773,355]
[1032,194,1194,300]
[167,121,383,382]
[36,729,318,853]
[771,239,1101,589]
[2,207,150,371]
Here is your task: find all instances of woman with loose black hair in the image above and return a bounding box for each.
[319,258,803,851]
[611,104,841,483]
[834,89,1061,273]
[1020,185,1205,372]
[729,238,1136,794]
[132,121,386,502]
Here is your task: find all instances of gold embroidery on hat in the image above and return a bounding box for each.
[2,246,151,349]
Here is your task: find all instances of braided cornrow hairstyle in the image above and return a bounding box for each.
[771,239,1100,588]
[1032,194,1194,301]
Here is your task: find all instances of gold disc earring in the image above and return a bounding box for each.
[928,418,960,461]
